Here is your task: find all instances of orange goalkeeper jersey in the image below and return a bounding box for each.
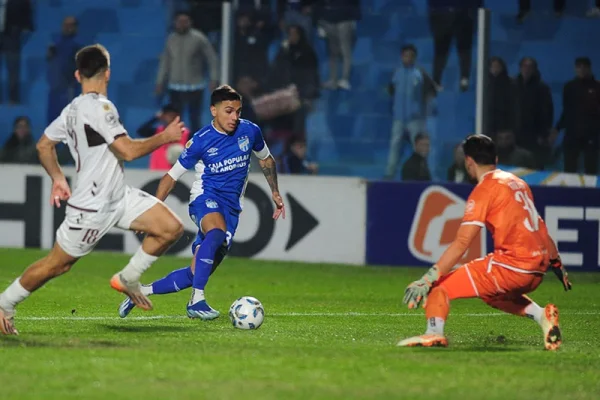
[461,169,550,272]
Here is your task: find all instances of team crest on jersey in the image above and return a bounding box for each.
[205,199,218,209]
[103,103,110,111]
[238,136,249,152]
[408,186,486,266]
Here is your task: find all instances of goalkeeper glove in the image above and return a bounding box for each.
[403,266,440,309]
[550,256,572,292]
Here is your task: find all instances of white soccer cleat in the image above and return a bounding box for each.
[110,274,153,311]
[396,334,448,347]
[541,304,562,351]
[0,306,18,336]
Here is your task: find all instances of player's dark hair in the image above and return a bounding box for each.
[211,85,242,106]
[462,134,497,166]
[75,44,109,79]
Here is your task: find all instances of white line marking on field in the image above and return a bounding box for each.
[16,311,600,322]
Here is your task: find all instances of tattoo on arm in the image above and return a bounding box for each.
[260,156,279,193]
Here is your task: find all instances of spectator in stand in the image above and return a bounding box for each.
[587,0,600,17]
[236,76,261,128]
[485,57,513,139]
[280,137,318,174]
[233,10,271,88]
[137,104,191,171]
[317,0,361,91]
[551,57,600,175]
[0,0,34,104]
[385,44,436,180]
[496,129,536,169]
[447,143,468,183]
[512,57,553,169]
[267,24,320,143]
[517,0,565,23]
[278,0,315,38]
[0,116,37,164]
[187,0,223,47]
[156,11,219,133]
[427,0,480,92]
[46,16,80,124]
[402,133,432,182]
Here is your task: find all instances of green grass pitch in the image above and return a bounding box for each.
[0,248,599,399]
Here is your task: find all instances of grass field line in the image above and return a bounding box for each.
[15,311,600,321]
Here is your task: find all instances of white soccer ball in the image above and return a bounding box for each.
[166,143,184,165]
[229,296,265,330]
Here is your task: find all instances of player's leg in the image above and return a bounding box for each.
[0,235,82,335]
[185,210,228,320]
[397,257,493,347]
[118,209,236,318]
[482,271,561,350]
[111,188,184,311]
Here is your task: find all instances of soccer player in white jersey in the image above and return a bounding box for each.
[0,44,187,335]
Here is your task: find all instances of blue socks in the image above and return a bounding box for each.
[151,267,193,295]
[193,228,226,290]
[147,229,228,297]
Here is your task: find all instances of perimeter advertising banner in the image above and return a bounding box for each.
[367,181,600,271]
[0,165,367,265]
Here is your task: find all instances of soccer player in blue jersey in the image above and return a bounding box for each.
[117,85,285,320]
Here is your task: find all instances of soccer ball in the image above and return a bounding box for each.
[166,143,184,165]
[228,296,265,330]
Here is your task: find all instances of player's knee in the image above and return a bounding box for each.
[162,219,184,244]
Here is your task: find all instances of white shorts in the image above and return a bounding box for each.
[56,186,159,258]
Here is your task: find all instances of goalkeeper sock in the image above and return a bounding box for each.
[524,302,543,325]
[192,229,226,292]
[425,317,445,335]
[150,267,193,295]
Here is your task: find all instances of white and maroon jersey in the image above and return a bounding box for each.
[44,92,128,211]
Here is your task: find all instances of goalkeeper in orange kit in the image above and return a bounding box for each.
[398,135,572,350]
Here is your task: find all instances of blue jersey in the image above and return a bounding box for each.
[177,119,269,212]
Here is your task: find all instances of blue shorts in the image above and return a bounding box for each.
[189,194,240,254]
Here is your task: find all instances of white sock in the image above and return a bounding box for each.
[189,289,205,306]
[120,248,158,283]
[0,278,31,313]
[141,284,153,296]
[524,302,543,325]
[425,317,445,335]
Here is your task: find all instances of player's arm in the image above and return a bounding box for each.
[434,224,482,277]
[39,114,72,207]
[258,155,279,194]
[156,162,185,202]
[37,134,64,182]
[110,116,183,162]
[92,100,183,162]
[156,136,202,201]
[253,127,285,219]
[539,216,572,291]
[403,188,490,309]
[110,130,178,162]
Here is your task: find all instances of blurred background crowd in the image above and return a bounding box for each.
[0,0,599,182]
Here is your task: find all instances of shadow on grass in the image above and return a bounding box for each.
[100,324,192,333]
[0,336,125,348]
